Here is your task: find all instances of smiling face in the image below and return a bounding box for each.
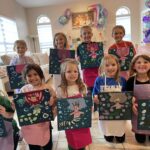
[65,63,79,85]
[54,34,66,49]
[112,27,125,43]
[25,69,42,87]
[80,27,93,43]
[15,43,27,56]
[104,58,119,78]
[134,57,150,75]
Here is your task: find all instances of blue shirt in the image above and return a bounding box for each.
[92,76,126,96]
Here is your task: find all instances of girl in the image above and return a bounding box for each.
[92,54,126,143]
[19,64,56,150]
[108,25,136,80]
[10,40,34,65]
[0,90,19,150]
[52,32,68,90]
[56,59,92,150]
[126,54,150,143]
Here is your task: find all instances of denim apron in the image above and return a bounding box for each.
[99,76,126,136]
[132,78,150,134]
[0,120,14,150]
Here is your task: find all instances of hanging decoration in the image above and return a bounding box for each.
[58,8,72,25]
[145,0,150,8]
[142,0,150,43]
[88,4,108,28]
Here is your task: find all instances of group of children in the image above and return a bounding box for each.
[0,24,150,150]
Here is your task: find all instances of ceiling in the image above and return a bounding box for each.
[16,0,77,8]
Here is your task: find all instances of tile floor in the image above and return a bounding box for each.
[17,112,150,150]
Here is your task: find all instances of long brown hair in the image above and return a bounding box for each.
[99,54,120,81]
[129,54,150,78]
[60,58,86,96]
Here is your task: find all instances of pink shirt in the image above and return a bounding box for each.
[83,67,98,87]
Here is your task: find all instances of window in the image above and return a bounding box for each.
[0,16,18,55]
[116,7,131,40]
[37,15,53,53]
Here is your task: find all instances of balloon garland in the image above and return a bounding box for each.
[143,0,150,43]
[58,8,72,25]
[88,4,108,28]
[58,4,108,28]
[145,0,150,8]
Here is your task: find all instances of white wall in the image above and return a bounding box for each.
[26,0,140,52]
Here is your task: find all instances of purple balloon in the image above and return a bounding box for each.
[143,16,150,23]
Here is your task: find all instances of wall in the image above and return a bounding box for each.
[26,0,140,52]
[0,0,30,50]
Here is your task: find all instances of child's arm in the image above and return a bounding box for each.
[132,97,138,115]
[0,105,14,119]
[47,85,57,106]
[93,95,99,104]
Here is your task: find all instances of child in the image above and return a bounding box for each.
[10,40,34,65]
[52,32,68,90]
[77,25,99,113]
[92,54,126,143]
[108,25,136,80]
[19,64,56,150]
[0,90,19,150]
[126,54,150,143]
[56,59,92,150]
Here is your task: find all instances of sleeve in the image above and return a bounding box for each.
[126,77,134,91]
[0,95,14,112]
[120,77,126,91]
[92,77,101,96]
[77,45,80,57]
[9,57,16,65]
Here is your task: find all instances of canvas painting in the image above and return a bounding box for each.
[49,48,75,74]
[57,96,92,131]
[98,92,133,120]
[138,99,150,130]
[13,89,53,126]
[78,42,104,69]
[7,64,25,89]
[0,115,7,137]
[108,46,135,71]
[72,11,94,29]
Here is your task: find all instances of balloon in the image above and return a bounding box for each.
[64,8,72,19]
[145,0,150,8]
[58,15,69,25]
[143,16,150,23]
[143,29,150,43]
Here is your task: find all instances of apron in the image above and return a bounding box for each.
[0,120,14,150]
[65,94,92,149]
[132,77,150,134]
[99,76,126,136]
[115,42,131,80]
[21,122,50,146]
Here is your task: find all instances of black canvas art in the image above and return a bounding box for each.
[49,48,75,74]
[77,42,103,69]
[57,96,92,130]
[13,89,53,126]
[98,92,133,120]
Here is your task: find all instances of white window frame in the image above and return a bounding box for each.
[116,7,131,41]
[0,16,18,55]
[37,15,53,53]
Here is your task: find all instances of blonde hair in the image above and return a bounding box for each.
[13,40,27,51]
[80,25,92,36]
[99,54,120,81]
[129,54,150,78]
[53,32,68,49]
[112,25,125,36]
[60,58,86,96]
